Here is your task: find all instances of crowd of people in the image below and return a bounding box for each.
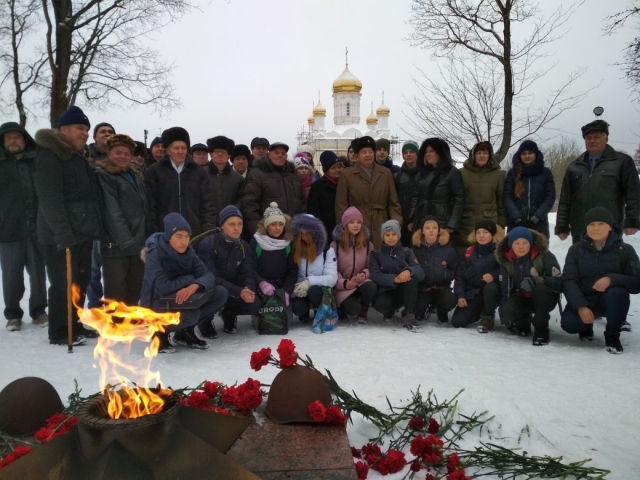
[1,105,639,355]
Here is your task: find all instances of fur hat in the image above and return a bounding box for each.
[263,202,286,228]
[206,135,235,154]
[268,142,289,152]
[57,106,90,129]
[581,120,609,138]
[163,213,191,241]
[161,127,190,149]
[250,137,269,149]
[475,219,497,237]
[584,206,614,227]
[291,214,327,252]
[93,122,115,138]
[191,143,208,153]
[219,205,243,227]
[402,140,419,154]
[341,207,363,228]
[297,144,315,158]
[418,137,452,168]
[376,138,390,152]
[231,144,251,161]
[150,136,163,149]
[320,150,339,172]
[507,226,533,248]
[105,134,136,153]
[352,136,376,154]
[381,219,401,239]
[293,153,314,172]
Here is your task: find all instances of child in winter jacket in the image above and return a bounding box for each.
[411,216,458,325]
[140,213,228,353]
[561,207,640,354]
[370,220,424,332]
[451,219,503,332]
[330,207,376,324]
[290,214,338,322]
[496,226,562,346]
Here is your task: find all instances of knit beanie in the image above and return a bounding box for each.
[263,202,286,228]
[402,141,419,155]
[507,226,533,248]
[341,207,363,227]
[376,138,391,152]
[163,213,191,241]
[150,136,163,149]
[420,215,440,230]
[293,153,314,172]
[297,144,316,158]
[320,150,339,172]
[514,140,541,161]
[381,219,401,239]
[584,206,614,227]
[219,205,243,227]
[475,219,497,237]
[57,106,90,129]
[93,122,115,138]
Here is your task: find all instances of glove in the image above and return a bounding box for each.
[293,279,310,298]
[259,281,276,297]
[530,216,540,225]
[514,217,524,226]
[520,276,545,292]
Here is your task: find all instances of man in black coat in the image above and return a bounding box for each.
[556,120,640,243]
[395,140,422,246]
[0,122,48,332]
[307,151,345,236]
[144,136,164,170]
[375,138,400,175]
[191,143,209,166]
[88,122,114,164]
[34,106,103,345]
[144,127,215,236]
[206,136,244,227]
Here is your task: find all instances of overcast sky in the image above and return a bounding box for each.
[13,0,640,155]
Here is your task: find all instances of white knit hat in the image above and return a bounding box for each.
[293,154,315,173]
[263,202,286,227]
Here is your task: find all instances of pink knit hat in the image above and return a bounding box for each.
[341,206,363,227]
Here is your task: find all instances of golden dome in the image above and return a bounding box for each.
[366,111,378,125]
[332,65,362,94]
[307,116,315,124]
[376,102,390,116]
[313,101,326,116]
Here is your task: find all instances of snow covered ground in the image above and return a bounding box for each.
[1,216,639,478]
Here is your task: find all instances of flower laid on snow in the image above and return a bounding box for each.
[250,347,272,371]
[350,446,362,459]
[307,400,347,426]
[410,459,422,472]
[373,448,406,475]
[276,339,298,367]
[427,417,440,434]
[355,460,369,480]
[361,443,382,465]
[33,412,77,444]
[446,469,471,480]
[202,381,221,397]
[410,434,444,465]
[0,445,32,469]
[447,452,461,472]
[409,416,424,430]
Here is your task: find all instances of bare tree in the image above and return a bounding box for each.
[604,2,640,100]
[407,0,589,163]
[543,137,581,198]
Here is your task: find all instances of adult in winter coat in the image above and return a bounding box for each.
[496,227,562,346]
[560,207,640,354]
[556,120,640,243]
[196,206,260,336]
[205,135,244,227]
[250,203,297,301]
[409,138,464,241]
[88,122,114,164]
[451,219,503,332]
[0,122,47,331]
[375,138,401,175]
[191,143,209,166]
[370,220,424,331]
[335,136,402,248]
[290,214,338,323]
[95,134,152,306]
[144,127,215,236]
[140,213,227,353]
[503,140,555,239]
[144,136,164,170]
[395,140,422,246]
[308,151,345,236]
[411,216,457,325]
[330,207,376,324]
[459,141,506,247]
[240,142,306,234]
[34,106,102,346]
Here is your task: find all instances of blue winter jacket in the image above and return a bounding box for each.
[454,242,501,300]
[369,243,424,294]
[411,229,457,290]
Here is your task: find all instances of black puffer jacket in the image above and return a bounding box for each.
[410,138,464,232]
[34,129,102,248]
[562,227,640,309]
[503,149,555,238]
[95,159,152,258]
[411,229,457,289]
[144,155,215,236]
[556,145,640,236]
[0,123,38,242]
[395,163,422,225]
[495,229,561,303]
[240,158,306,234]
[379,156,401,175]
[454,230,503,300]
[369,243,424,294]
[307,175,338,236]
[206,162,244,227]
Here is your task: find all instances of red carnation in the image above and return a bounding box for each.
[308,400,327,422]
[324,405,347,426]
[186,390,210,409]
[234,378,263,413]
[410,460,422,472]
[355,460,369,480]
[351,446,362,458]
[410,434,444,465]
[221,385,238,405]
[361,443,382,465]
[34,413,77,443]
[203,381,221,398]
[0,445,32,469]
[446,469,470,480]
[276,339,298,367]
[427,417,440,434]
[373,448,406,475]
[250,347,272,371]
[409,416,425,430]
[447,452,461,473]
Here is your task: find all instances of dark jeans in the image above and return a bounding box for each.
[41,241,93,342]
[0,239,47,320]
[416,286,456,317]
[561,287,630,334]
[86,240,103,308]
[499,284,558,332]
[154,286,228,333]
[341,282,377,316]
[373,278,419,316]
[102,255,145,306]
[225,293,261,317]
[451,282,501,328]
[292,285,324,317]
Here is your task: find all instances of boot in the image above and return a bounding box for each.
[477,315,495,334]
[174,326,209,350]
[621,320,632,332]
[579,324,594,342]
[357,306,369,324]
[604,331,623,354]
[152,331,175,354]
[532,329,550,346]
[436,310,449,324]
[222,309,238,334]
[404,313,422,333]
[198,317,218,339]
[338,307,347,321]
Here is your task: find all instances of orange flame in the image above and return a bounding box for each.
[72,285,180,419]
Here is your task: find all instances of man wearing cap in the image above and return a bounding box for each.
[556,120,640,243]
[250,137,269,168]
[88,122,115,164]
[144,126,215,236]
[0,122,48,332]
[34,105,102,346]
[145,136,164,170]
[206,135,244,227]
[240,142,306,234]
[308,150,345,235]
[191,143,209,166]
[375,138,400,175]
[231,144,252,178]
[395,140,422,246]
